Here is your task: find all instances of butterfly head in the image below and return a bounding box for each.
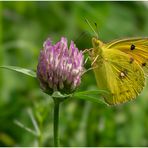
[91,37,104,67]
[92,37,104,49]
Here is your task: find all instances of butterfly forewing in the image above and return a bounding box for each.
[105,38,148,76]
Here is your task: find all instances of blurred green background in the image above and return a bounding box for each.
[0,1,148,147]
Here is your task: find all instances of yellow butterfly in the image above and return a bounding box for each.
[91,37,148,105]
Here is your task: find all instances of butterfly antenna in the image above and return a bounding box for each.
[94,22,99,38]
[84,17,98,39]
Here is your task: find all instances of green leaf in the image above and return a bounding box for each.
[73,90,109,105]
[0,65,36,78]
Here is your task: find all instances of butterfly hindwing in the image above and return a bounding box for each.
[102,49,145,105]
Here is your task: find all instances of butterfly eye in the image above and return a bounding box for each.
[130,44,135,50]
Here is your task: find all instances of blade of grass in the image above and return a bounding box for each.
[14,120,37,136]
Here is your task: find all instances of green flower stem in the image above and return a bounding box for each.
[0,2,4,85]
[38,123,43,147]
[53,98,60,147]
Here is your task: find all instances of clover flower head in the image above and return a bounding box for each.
[37,37,84,94]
